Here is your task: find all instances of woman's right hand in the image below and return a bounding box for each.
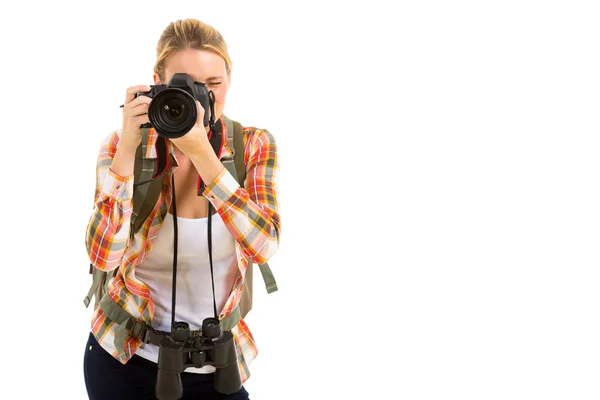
[120,85,153,150]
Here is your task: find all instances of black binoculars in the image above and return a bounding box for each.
[154,318,242,400]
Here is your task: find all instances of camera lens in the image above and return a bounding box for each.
[147,88,197,139]
[164,99,186,121]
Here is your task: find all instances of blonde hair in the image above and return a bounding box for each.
[154,18,231,82]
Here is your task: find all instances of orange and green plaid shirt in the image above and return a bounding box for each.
[85,118,280,382]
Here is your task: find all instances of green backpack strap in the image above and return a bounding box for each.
[98,286,242,355]
[83,264,105,308]
[226,117,278,293]
[220,117,278,328]
[130,128,166,236]
[83,264,115,308]
[222,117,244,184]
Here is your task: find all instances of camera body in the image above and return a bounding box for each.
[135,73,215,139]
[153,318,242,400]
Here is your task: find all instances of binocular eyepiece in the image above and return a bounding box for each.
[154,318,242,400]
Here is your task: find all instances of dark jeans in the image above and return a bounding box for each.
[83,332,250,400]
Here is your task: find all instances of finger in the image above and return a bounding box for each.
[132,114,150,127]
[124,102,149,117]
[124,85,152,104]
[195,100,206,127]
[125,95,152,109]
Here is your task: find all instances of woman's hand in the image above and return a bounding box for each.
[169,100,212,156]
[109,85,152,178]
[170,100,224,186]
[121,85,152,150]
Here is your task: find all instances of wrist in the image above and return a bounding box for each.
[187,136,214,160]
[117,137,140,154]
[190,146,223,184]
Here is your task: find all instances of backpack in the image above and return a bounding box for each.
[83,117,278,333]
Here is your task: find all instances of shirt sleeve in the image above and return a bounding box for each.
[202,128,281,264]
[85,130,134,271]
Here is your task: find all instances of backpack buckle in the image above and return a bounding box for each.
[125,318,147,340]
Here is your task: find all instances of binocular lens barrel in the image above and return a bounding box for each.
[156,371,183,400]
[213,361,243,394]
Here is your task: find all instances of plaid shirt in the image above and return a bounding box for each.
[85,118,280,382]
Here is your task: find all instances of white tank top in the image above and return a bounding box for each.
[133,211,238,373]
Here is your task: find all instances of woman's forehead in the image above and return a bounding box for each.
[164,49,227,81]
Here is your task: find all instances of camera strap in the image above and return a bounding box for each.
[170,147,219,329]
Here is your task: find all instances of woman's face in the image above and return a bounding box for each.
[154,48,231,123]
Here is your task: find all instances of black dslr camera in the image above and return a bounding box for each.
[149,317,242,400]
[135,73,215,139]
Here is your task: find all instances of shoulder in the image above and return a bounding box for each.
[239,126,278,168]
[96,129,123,158]
[241,125,277,149]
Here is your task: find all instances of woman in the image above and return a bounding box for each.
[83,18,280,399]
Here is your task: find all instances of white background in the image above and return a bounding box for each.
[1,0,600,399]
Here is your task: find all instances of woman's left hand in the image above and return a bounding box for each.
[169,100,224,186]
[169,100,212,157]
